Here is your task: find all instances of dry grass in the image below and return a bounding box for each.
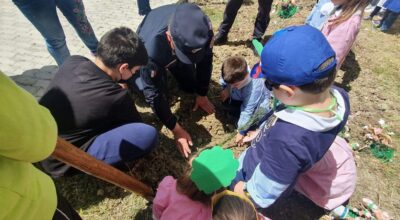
[57,1,400,219]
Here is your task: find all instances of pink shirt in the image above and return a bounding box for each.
[322,10,362,69]
[294,136,357,210]
[153,176,212,220]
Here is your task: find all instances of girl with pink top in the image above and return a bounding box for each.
[152,146,239,220]
[307,0,369,69]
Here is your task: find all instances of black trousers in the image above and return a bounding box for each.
[218,0,274,39]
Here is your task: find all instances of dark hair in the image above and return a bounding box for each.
[97,27,148,69]
[212,195,257,220]
[221,56,248,84]
[176,168,211,206]
[176,146,215,206]
[299,57,337,94]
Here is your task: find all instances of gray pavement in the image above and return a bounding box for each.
[0,0,175,99]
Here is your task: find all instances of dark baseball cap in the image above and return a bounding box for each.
[170,3,213,64]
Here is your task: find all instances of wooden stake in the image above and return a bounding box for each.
[52,137,154,201]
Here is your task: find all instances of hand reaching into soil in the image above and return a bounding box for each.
[172,123,193,158]
[193,95,215,114]
[220,88,230,102]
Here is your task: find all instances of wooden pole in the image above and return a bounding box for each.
[52,137,154,201]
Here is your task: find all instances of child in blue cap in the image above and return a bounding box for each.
[231,25,356,214]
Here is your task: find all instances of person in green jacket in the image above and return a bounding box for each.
[0,72,80,220]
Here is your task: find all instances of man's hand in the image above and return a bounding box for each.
[220,88,230,102]
[242,129,260,143]
[172,123,193,158]
[235,133,245,146]
[234,181,246,195]
[193,95,215,114]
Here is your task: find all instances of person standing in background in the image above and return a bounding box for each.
[13,0,98,66]
[214,0,274,45]
[137,0,151,16]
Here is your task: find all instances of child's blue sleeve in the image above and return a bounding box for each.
[246,165,290,208]
[246,139,303,208]
[305,2,318,25]
[237,80,271,133]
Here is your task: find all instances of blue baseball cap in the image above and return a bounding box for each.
[170,3,213,64]
[260,25,337,86]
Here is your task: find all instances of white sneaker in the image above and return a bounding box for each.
[365,4,376,13]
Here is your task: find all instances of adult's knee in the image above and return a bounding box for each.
[45,36,67,50]
[139,123,158,151]
[119,123,158,161]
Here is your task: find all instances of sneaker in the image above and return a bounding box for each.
[214,32,228,45]
[363,15,372,20]
[364,4,375,13]
[372,19,381,28]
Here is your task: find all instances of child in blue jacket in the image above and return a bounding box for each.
[220,56,272,145]
[231,25,356,212]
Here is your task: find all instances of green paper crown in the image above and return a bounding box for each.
[190,146,239,195]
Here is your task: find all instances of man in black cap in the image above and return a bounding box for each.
[135,3,215,158]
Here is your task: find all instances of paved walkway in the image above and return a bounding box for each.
[0,0,175,99]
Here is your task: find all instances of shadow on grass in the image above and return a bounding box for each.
[10,65,58,99]
[55,132,189,211]
[134,205,153,220]
[263,192,327,220]
[55,174,131,211]
[335,50,361,91]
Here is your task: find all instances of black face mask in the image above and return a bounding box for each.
[117,72,134,84]
[118,78,130,84]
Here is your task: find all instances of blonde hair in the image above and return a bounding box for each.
[212,190,258,220]
[329,0,369,26]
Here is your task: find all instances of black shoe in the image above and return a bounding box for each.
[214,32,228,45]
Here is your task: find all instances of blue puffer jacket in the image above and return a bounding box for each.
[384,0,400,13]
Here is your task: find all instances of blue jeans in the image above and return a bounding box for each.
[137,0,151,16]
[87,123,158,167]
[380,9,399,31]
[13,0,98,66]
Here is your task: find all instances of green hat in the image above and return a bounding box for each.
[190,146,239,195]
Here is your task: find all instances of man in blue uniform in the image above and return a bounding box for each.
[135,3,215,158]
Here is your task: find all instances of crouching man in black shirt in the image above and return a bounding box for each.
[40,27,158,178]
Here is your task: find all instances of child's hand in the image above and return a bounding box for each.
[235,133,245,146]
[220,88,230,102]
[233,181,245,195]
[242,130,260,143]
